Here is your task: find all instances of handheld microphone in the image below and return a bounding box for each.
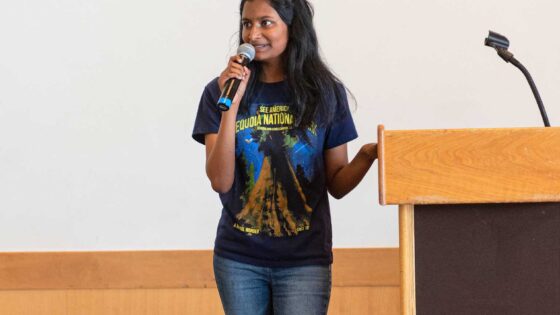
[217,43,256,111]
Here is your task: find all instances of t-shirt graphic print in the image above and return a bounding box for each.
[234,102,315,237]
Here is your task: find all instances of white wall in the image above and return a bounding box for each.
[1,0,558,251]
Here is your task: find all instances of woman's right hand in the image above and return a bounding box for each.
[218,55,251,110]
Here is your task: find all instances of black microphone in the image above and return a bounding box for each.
[485,30,551,127]
[217,43,256,111]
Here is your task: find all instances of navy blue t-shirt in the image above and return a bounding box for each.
[192,78,357,267]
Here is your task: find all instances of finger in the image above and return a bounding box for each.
[219,70,243,89]
[237,70,249,86]
[228,64,244,75]
[236,68,252,99]
[229,69,244,80]
[230,55,246,64]
[228,56,245,67]
[229,58,244,68]
[243,67,251,82]
[235,65,251,80]
[222,67,244,79]
[228,69,245,80]
[225,60,243,72]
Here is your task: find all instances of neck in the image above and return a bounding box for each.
[260,59,285,83]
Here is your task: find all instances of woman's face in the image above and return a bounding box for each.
[241,0,289,65]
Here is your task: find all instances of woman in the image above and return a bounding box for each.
[192,0,377,314]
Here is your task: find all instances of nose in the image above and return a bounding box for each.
[247,25,262,42]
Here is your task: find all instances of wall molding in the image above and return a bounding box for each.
[0,248,399,290]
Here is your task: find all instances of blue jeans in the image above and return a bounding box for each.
[213,254,332,315]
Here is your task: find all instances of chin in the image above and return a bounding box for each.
[255,54,282,64]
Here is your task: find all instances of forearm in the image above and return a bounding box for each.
[206,110,237,193]
[203,57,250,193]
[328,149,376,199]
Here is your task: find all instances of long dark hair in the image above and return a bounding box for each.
[239,0,347,128]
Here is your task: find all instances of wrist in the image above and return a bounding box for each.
[220,107,239,128]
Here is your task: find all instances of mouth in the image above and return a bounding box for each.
[252,43,270,51]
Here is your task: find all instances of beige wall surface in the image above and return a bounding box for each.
[1,0,559,251]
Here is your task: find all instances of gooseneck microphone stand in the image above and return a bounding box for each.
[485,31,551,127]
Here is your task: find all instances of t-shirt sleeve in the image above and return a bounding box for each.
[192,78,222,145]
[324,84,358,150]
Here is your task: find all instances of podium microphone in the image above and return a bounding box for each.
[484,30,551,127]
[217,43,256,111]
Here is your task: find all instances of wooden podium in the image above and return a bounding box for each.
[377,125,560,315]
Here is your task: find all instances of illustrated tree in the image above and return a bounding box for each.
[236,128,313,237]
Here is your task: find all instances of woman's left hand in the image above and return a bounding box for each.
[359,143,378,162]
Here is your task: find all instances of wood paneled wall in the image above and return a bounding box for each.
[0,248,399,314]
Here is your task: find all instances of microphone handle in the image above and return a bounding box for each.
[218,78,241,111]
[217,56,250,111]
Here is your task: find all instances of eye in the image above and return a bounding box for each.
[242,21,252,28]
[261,19,273,27]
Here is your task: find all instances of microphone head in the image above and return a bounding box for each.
[485,31,510,50]
[237,43,256,62]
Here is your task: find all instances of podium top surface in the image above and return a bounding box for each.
[378,125,560,205]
